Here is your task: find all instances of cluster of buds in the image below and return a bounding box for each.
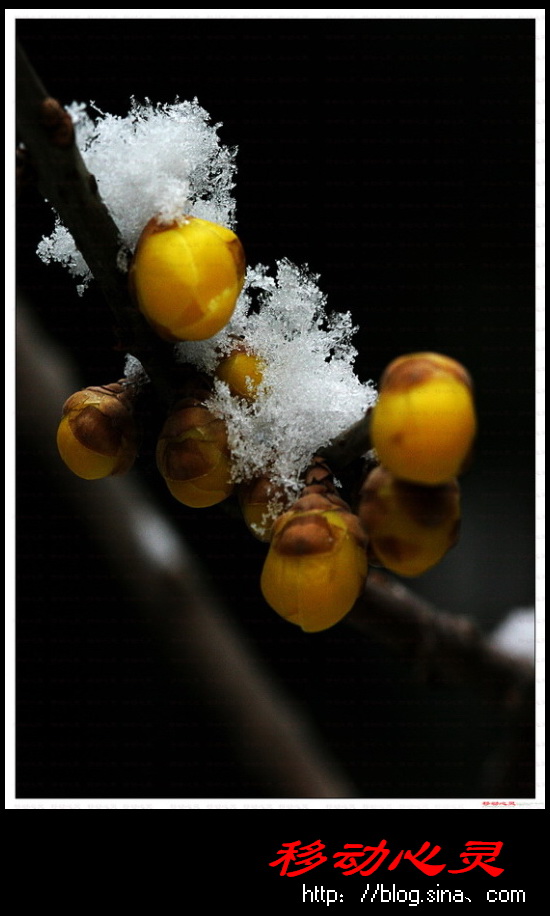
[359,352,475,578]
[56,210,477,635]
[57,212,246,488]
[155,337,266,507]
[257,353,476,629]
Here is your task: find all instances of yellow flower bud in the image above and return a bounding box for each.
[56,382,139,480]
[261,492,368,632]
[129,215,246,342]
[215,348,265,401]
[238,476,289,542]
[371,352,476,485]
[358,465,460,577]
[156,399,234,507]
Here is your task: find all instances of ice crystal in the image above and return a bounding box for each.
[123,353,149,388]
[37,98,237,290]
[179,260,377,497]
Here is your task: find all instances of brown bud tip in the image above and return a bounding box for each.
[304,457,336,491]
[276,514,336,556]
[40,97,74,148]
[380,352,473,395]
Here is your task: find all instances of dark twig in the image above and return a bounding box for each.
[318,408,373,470]
[348,573,535,795]
[16,41,128,321]
[15,39,174,407]
[349,570,533,705]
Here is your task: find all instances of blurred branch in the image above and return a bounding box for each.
[350,572,533,703]
[348,573,535,795]
[17,299,357,798]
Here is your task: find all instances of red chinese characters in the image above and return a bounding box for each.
[333,841,445,876]
[333,840,391,876]
[269,840,504,877]
[269,840,328,877]
[387,842,446,876]
[448,842,504,877]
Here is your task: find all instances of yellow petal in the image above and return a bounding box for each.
[371,353,476,485]
[130,216,245,342]
[216,352,265,401]
[261,510,367,632]
[359,467,460,576]
[165,475,233,508]
[56,416,119,480]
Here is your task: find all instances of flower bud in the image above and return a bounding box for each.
[371,352,476,485]
[261,491,368,633]
[156,398,234,507]
[56,382,139,479]
[358,465,460,577]
[239,476,289,542]
[215,347,265,401]
[129,215,246,342]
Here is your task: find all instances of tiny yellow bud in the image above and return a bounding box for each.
[129,215,246,341]
[261,494,368,632]
[358,465,460,577]
[371,352,476,485]
[156,399,234,507]
[216,349,265,401]
[56,383,139,480]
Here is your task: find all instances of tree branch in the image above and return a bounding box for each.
[348,575,535,795]
[350,571,533,705]
[318,409,373,470]
[16,39,174,407]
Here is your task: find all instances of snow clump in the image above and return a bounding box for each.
[37,98,237,292]
[179,259,377,497]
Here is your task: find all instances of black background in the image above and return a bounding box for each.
[15,17,537,804]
